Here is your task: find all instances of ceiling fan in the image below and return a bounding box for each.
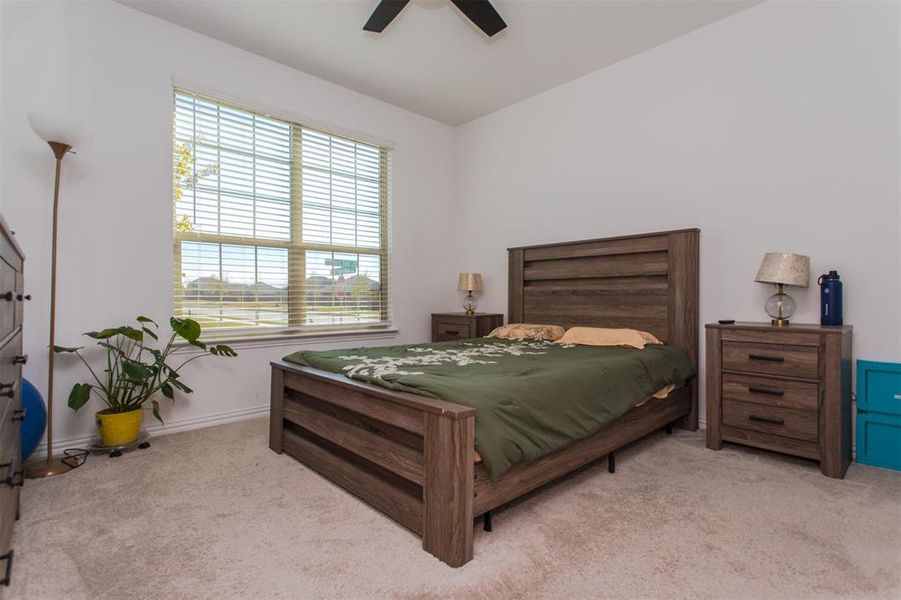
[364,0,507,38]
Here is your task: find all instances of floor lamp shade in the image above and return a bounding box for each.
[28,112,88,147]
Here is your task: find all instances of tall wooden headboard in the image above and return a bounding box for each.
[508,227,700,376]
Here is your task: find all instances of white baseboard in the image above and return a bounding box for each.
[33,408,854,465]
[34,404,269,458]
[35,407,702,457]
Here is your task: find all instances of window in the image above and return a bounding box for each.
[173,90,390,337]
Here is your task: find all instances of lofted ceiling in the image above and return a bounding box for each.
[118,0,761,126]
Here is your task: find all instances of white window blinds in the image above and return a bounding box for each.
[173,89,391,336]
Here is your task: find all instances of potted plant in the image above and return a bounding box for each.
[54,316,236,446]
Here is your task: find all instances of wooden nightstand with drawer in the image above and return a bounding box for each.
[706,322,853,478]
[431,313,503,343]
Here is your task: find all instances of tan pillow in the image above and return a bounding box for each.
[555,327,663,349]
[652,383,676,399]
[635,383,678,408]
[486,323,566,342]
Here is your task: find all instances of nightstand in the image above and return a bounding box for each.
[431,313,503,342]
[706,322,853,478]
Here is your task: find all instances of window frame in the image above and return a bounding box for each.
[172,88,393,341]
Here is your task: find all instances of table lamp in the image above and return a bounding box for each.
[457,272,483,315]
[754,252,809,327]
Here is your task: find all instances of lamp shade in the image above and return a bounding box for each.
[28,112,88,148]
[755,252,810,288]
[457,272,484,292]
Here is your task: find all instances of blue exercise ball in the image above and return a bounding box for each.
[21,378,47,461]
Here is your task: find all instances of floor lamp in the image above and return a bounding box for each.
[24,113,88,479]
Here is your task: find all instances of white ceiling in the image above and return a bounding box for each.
[118,0,761,126]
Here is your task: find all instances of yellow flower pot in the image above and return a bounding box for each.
[96,408,143,447]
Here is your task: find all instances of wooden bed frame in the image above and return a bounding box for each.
[269,228,699,567]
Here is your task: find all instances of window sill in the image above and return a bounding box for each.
[172,327,399,352]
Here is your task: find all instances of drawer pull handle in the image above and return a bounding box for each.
[0,463,22,488]
[7,469,23,488]
[0,549,13,586]
[0,383,14,399]
[15,294,30,302]
[748,386,785,397]
[748,353,785,363]
[12,355,26,365]
[748,414,785,425]
[11,409,25,422]
[0,292,11,302]
[444,331,460,336]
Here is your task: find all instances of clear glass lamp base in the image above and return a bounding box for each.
[764,290,796,327]
[462,291,477,315]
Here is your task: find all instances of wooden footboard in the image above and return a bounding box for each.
[270,361,476,567]
[271,361,693,568]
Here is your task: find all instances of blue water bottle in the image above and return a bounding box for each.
[818,270,843,326]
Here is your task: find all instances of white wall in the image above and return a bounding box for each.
[455,0,901,424]
[1,0,460,447]
[2,0,898,449]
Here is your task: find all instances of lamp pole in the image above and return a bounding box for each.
[24,141,74,479]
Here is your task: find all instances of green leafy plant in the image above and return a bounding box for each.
[54,316,237,423]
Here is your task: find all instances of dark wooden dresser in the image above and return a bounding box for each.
[431,313,503,342]
[0,216,24,584]
[706,322,852,478]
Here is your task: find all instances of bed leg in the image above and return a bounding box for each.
[423,413,475,567]
[269,367,284,454]
[483,511,492,533]
[665,424,673,435]
[608,451,615,474]
[675,381,699,431]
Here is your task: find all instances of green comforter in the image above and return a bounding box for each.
[284,338,695,481]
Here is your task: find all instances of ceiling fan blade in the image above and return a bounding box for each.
[363,0,411,33]
[449,0,507,37]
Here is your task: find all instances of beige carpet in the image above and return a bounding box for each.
[8,418,901,599]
